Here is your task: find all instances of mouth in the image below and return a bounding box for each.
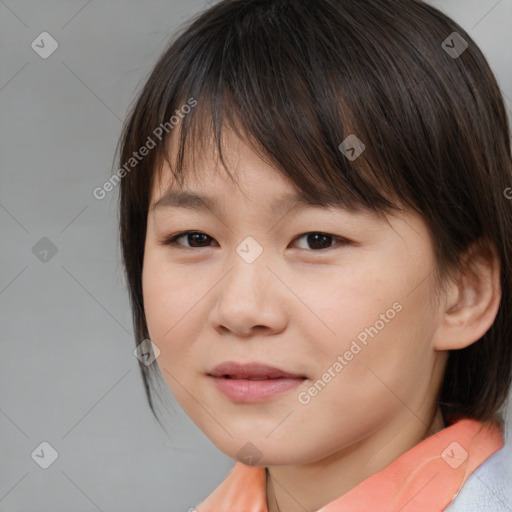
[208,361,306,380]
[220,375,286,380]
[207,361,307,403]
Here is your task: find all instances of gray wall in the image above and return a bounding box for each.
[1,1,511,511]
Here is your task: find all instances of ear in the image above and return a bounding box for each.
[433,239,501,351]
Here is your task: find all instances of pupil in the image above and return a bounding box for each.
[308,233,331,249]
[189,232,209,247]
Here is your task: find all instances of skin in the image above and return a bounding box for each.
[142,128,501,512]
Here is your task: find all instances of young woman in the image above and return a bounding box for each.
[116,0,512,509]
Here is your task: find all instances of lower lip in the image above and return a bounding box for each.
[209,376,306,403]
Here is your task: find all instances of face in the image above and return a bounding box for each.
[142,129,447,467]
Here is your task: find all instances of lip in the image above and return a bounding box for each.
[209,361,305,379]
[207,361,307,403]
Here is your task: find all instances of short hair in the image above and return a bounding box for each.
[116,0,512,429]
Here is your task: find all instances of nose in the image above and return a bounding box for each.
[209,250,289,337]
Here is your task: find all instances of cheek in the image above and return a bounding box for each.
[142,254,186,356]
[310,259,437,380]
[307,268,389,352]
[142,259,171,340]
[313,285,438,421]
[142,271,201,407]
[141,254,211,380]
[142,248,197,335]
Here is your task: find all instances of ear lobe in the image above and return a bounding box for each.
[433,240,501,351]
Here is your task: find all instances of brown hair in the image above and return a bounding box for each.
[116,0,512,429]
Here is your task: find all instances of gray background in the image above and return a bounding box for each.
[1,1,511,511]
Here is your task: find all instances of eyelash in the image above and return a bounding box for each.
[160,230,350,251]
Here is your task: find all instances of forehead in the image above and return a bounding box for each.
[151,187,348,219]
[151,127,305,204]
[148,169,392,236]
[150,141,354,218]
[148,116,399,226]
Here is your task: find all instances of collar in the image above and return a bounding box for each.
[196,418,504,512]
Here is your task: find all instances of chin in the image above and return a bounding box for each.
[213,438,308,467]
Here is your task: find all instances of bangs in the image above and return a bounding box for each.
[146,1,418,221]
[155,90,401,222]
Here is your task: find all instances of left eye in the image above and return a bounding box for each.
[294,232,345,250]
[161,231,348,250]
[162,231,217,248]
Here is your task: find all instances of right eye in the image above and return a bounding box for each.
[160,231,218,248]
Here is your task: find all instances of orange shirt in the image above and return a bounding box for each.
[195,418,503,512]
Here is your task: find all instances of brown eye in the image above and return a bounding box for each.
[293,232,347,250]
[162,231,216,248]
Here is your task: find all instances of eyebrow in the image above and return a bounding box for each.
[151,190,345,216]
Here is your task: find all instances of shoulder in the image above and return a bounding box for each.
[444,447,512,512]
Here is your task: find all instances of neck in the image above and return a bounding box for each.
[266,408,445,512]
